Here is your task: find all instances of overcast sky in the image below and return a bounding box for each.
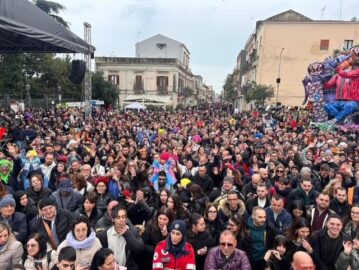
[57,0,359,92]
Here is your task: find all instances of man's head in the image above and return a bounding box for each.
[300,178,313,193]
[251,173,261,189]
[326,214,343,238]
[226,191,239,211]
[219,230,237,257]
[58,179,73,197]
[198,165,207,177]
[81,164,92,177]
[320,164,330,178]
[44,153,54,166]
[57,246,76,270]
[271,195,284,214]
[291,251,315,270]
[112,204,127,231]
[252,206,266,227]
[158,171,167,186]
[258,168,269,181]
[335,187,347,204]
[0,196,16,218]
[39,198,57,221]
[316,192,330,211]
[222,175,234,191]
[256,183,268,200]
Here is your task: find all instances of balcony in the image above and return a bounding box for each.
[134,84,144,95]
[157,87,168,95]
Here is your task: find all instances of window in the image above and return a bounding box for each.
[108,75,119,85]
[344,40,354,50]
[157,76,168,91]
[156,43,166,49]
[320,39,329,50]
[134,75,143,91]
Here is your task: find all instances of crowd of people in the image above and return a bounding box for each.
[0,104,358,270]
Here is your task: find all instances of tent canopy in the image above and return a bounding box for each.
[0,0,95,54]
[125,102,147,112]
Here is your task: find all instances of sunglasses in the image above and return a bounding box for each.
[220,242,234,247]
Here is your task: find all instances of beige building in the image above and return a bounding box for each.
[95,34,213,109]
[234,10,359,107]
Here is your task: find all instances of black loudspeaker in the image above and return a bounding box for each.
[69,60,86,84]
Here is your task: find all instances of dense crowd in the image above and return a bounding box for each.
[0,104,358,270]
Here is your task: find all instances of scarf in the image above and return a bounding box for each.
[0,159,13,184]
[66,229,96,249]
[165,236,188,259]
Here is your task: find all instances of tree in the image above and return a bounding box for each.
[92,71,119,106]
[33,0,69,28]
[244,81,274,107]
[223,73,235,101]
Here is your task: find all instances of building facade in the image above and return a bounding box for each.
[234,10,359,107]
[96,34,213,109]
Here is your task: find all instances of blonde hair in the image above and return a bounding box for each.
[0,221,15,241]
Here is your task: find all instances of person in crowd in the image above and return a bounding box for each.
[208,175,238,204]
[265,194,293,234]
[30,198,72,249]
[287,177,319,207]
[74,192,102,228]
[291,251,316,270]
[0,195,27,242]
[71,174,93,196]
[188,184,209,216]
[95,200,119,233]
[22,233,56,270]
[93,177,113,214]
[167,193,188,220]
[55,215,102,268]
[262,235,291,270]
[51,246,77,270]
[227,214,250,251]
[50,178,83,212]
[13,190,37,223]
[97,204,144,270]
[190,165,214,196]
[26,172,53,206]
[310,214,351,270]
[287,200,307,219]
[90,248,117,270]
[307,192,335,232]
[49,160,67,191]
[204,230,251,270]
[335,230,359,270]
[246,206,276,269]
[218,190,247,226]
[186,213,214,270]
[204,203,224,245]
[329,187,350,218]
[152,219,196,270]
[343,203,359,239]
[286,217,313,262]
[0,221,23,269]
[245,183,271,216]
[142,207,174,270]
[126,187,153,225]
[155,189,171,209]
[242,173,261,200]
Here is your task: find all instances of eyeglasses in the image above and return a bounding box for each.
[276,170,284,173]
[220,242,234,247]
[26,243,38,248]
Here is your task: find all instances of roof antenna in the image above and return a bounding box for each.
[339,0,343,20]
[321,6,326,20]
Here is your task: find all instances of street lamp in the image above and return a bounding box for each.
[58,85,62,104]
[25,83,32,108]
[276,48,284,103]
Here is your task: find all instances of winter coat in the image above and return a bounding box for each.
[188,196,209,216]
[23,250,56,270]
[204,246,251,270]
[205,218,225,246]
[26,187,53,206]
[30,208,72,244]
[265,207,293,234]
[218,199,247,225]
[0,238,23,269]
[0,211,28,243]
[55,230,102,268]
[152,239,196,270]
[74,207,103,229]
[14,190,38,222]
[335,249,359,270]
[286,186,319,207]
[95,212,113,233]
[50,189,83,212]
[329,198,350,218]
[187,229,215,270]
[191,173,215,195]
[96,191,113,213]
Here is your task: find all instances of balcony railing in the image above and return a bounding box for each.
[157,87,168,95]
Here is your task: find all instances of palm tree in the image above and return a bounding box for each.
[33,0,69,28]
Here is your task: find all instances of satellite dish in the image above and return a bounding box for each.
[351,17,357,21]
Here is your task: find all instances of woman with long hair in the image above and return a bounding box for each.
[204,203,224,245]
[188,184,209,216]
[263,235,291,270]
[90,248,116,270]
[13,190,37,223]
[26,173,52,206]
[22,233,56,270]
[227,214,250,251]
[167,193,188,220]
[286,217,313,262]
[287,200,307,219]
[142,207,174,269]
[156,189,171,209]
[187,213,214,270]
[55,215,102,268]
[48,161,66,191]
[93,177,113,214]
[0,222,23,269]
[74,192,103,228]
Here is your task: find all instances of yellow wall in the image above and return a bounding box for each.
[256,22,359,105]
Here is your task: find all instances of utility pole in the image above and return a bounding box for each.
[276,48,284,103]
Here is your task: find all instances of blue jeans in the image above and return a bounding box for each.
[324,101,359,122]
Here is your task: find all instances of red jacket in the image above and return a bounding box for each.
[324,67,359,101]
[152,240,196,270]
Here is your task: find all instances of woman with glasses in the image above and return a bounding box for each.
[22,233,56,270]
[0,222,23,269]
[344,204,359,239]
[187,213,214,270]
[227,214,250,251]
[204,203,224,245]
[335,230,359,270]
[153,220,195,270]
